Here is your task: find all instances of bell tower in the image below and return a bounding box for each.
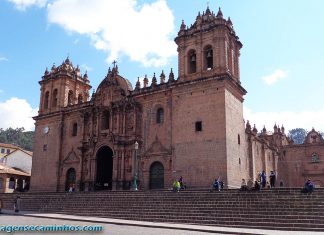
[175,6,242,82]
[38,57,91,115]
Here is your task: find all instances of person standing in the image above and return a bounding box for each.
[261,171,266,189]
[269,171,276,188]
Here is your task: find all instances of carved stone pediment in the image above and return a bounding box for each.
[63,150,80,165]
[143,136,171,157]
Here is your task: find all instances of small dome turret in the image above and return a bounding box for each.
[246,120,251,131]
[216,7,223,18]
[160,70,165,84]
[151,73,157,86]
[135,77,141,90]
[44,67,49,76]
[180,20,186,31]
[262,125,267,134]
[65,56,71,65]
[143,75,148,88]
[168,68,175,82]
[51,63,56,72]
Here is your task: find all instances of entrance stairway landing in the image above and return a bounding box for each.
[1,188,323,231]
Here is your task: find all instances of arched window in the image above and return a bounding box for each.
[72,122,78,136]
[52,89,58,107]
[78,94,83,104]
[44,91,49,109]
[101,110,110,130]
[68,90,74,106]
[156,108,164,124]
[238,134,240,145]
[204,45,213,70]
[188,49,196,74]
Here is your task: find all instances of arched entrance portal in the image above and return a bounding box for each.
[149,162,164,189]
[65,168,76,191]
[95,146,113,190]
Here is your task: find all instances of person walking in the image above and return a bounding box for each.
[14,196,21,213]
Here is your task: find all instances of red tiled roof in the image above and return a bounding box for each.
[0,143,33,157]
[0,164,30,176]
[0,143,19,149]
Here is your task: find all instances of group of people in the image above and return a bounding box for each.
[172,176,186,192]
[240,170,277,191]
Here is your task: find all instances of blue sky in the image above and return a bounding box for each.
[0,0,323,132]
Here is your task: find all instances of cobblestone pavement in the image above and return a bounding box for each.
[0,215,230,235]
[1,213,323,235]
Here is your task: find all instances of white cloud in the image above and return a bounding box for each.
[262,69,287,85]
[0,98,38,131]
[47,0,177,67]
[244,106,324,133]
[7,0,47,10]
[0,57,9,62]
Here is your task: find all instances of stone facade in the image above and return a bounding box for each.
[31,6,318,192]
[279,128,324,187]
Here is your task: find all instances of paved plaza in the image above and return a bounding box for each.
[1,211,323,235]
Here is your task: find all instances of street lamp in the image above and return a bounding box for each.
[133,141,139,191]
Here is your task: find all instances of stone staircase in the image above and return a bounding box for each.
[1,188,324,231]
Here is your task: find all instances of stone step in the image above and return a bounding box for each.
[2,189,324,231]
[54,212,324,229]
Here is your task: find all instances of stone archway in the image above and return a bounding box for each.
[149,162,164,189]
[95,146,113,190]
[65,168,76,191]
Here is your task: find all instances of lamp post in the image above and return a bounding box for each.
[133,141,139,191]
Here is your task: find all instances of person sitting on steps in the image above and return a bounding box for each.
[211,177,221,192]
[253,180,261,191]
[247,178,253,190]
[172,179,180,192]
[301,179,315,194]
[240,179,248,191]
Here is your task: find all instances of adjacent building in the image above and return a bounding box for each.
[0,143,32,193]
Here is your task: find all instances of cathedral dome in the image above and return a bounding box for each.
[96,65,133,96]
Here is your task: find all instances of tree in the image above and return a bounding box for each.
[0,127,34,151]
[288,128,307,144]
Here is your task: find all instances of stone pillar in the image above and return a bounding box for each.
[112,154,118,190]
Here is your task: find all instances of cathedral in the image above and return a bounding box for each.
[31,6,324,192]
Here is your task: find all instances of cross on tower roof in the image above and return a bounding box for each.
[112,60,117,68]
